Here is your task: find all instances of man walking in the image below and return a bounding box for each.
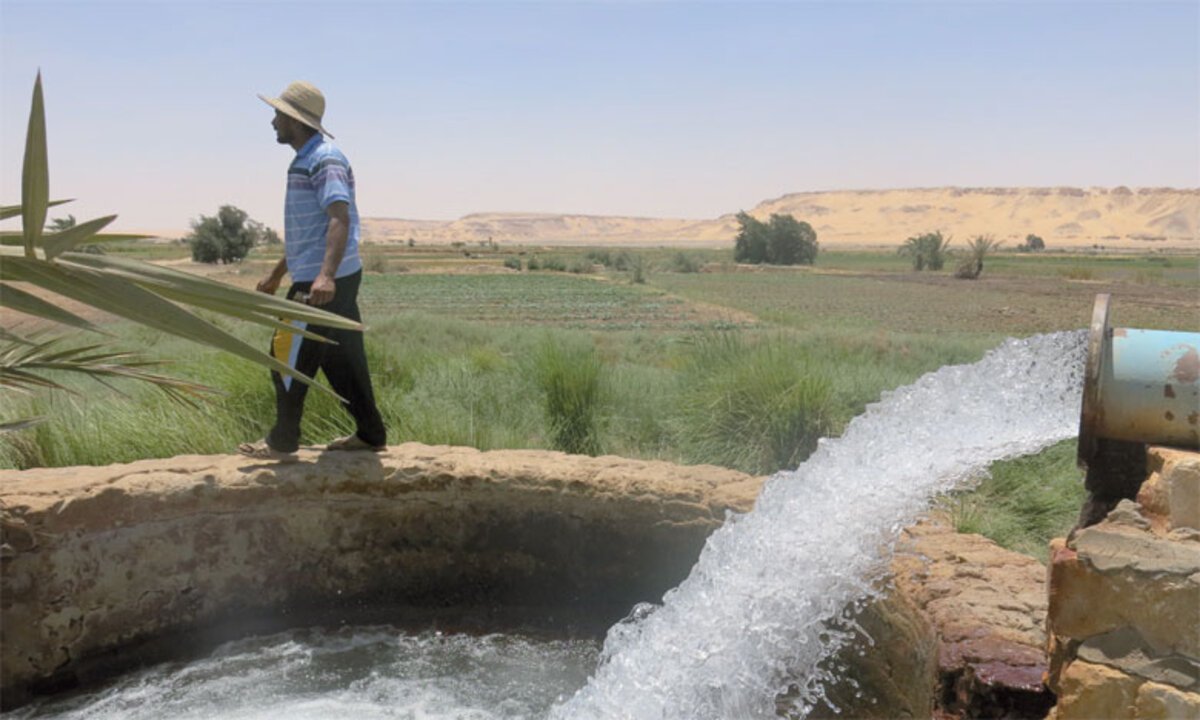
[238,80,387,460]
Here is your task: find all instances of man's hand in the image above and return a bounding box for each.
[258,257,288,295]
[256,275,281,295]
[308,272,336,306]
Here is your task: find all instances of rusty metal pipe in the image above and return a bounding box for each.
[1078,294,1200,467]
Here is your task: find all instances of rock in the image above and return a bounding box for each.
[1134,681,1200,718]
[1052,661,1200,720]
[800,518,1058,719]
[1104,499,1151,530]
[1076,627,1200,689]
[1053,659,1141,719]
[1048,506,1200,660]
[1047,446,1200,719]
[1148,448,1200,532]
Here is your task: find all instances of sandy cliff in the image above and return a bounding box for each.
[362,187,1199,250]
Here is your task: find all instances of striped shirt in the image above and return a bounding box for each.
[284,133,363,283]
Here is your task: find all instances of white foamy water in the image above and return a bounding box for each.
[11,627,599,720]
[551,331,1086,719]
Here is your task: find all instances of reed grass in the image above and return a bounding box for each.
[939,439,1085,560]
[674,332,833,474]
[532,336,605,455]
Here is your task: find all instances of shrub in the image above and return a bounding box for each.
[630,254,647,284]
[527,256,541,271]
[900,231,951,271]
[585,249,612,266]
[503,256,522,271]
[363,250,388,273]
[676,332,833,474]
[533,338,604,455]
[568,258,594,274]
[611,250,635,271]
[1018,234,1045,252]
[187,205,275,264]
[540,256,567,272]
[669,251,703,273]
[585,249,636,271]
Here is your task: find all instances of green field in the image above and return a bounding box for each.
[4,243,1197,561]
[360,273,746,330]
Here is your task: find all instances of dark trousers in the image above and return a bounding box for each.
[266,270,386,452]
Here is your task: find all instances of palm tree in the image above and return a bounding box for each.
[899,231,951,271]
[954,235,1002,279]
[1,73,361,429]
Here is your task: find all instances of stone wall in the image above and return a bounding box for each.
[813,520,1055,719]
[1046,446,1200,718]
[0,443,759,708]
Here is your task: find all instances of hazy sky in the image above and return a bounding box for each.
[2,0,1197,232]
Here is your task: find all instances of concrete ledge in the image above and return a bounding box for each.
[0,443,760,708]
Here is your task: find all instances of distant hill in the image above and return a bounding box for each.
[362,187,1199,249]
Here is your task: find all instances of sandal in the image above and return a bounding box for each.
[237,440,298,463]
[326,434,386,452]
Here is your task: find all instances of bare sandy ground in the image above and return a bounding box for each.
[360,186,1198,250]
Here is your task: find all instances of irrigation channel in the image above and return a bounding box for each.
[11,331,1087,719]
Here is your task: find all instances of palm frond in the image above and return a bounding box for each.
[0,282,101,332]
[0,199,71,222]
[0,334,214,405]
[21,72,49,258]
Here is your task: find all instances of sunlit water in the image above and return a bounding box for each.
[11,332,1086,719]
[10,627,599,720]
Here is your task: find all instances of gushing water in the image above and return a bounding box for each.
[551,331,1086,719]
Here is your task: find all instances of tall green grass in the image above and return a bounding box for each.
[0,351,273,468]
[675,333,833,474]
[938,439,1085,560]
[532,337,605,455]
[2,317,981,475]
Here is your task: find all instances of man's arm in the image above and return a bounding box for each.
[256,256,289,295]
[307,201,350,306]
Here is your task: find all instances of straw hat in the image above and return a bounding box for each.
[258,81,334,138]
